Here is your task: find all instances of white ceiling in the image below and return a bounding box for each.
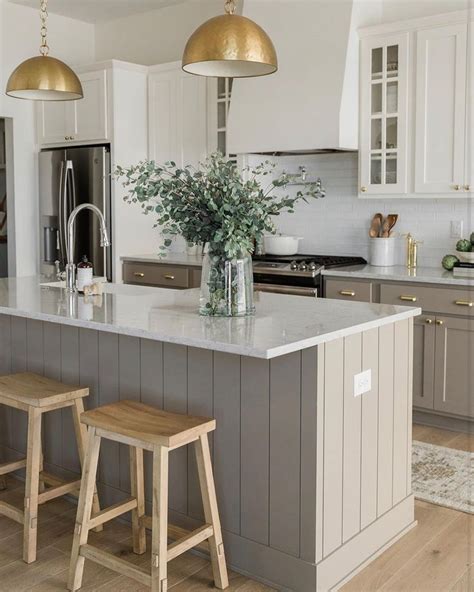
[7,0,187,24]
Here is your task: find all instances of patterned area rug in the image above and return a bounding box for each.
[412,441,473,514]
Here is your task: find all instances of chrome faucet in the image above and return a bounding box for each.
[65,204,110,292]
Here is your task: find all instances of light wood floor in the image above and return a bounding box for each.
[0,424,471,592]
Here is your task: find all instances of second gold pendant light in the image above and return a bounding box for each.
[182,0,277,78]
[6,0,83,101]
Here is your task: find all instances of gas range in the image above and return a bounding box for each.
[252,254,367,297]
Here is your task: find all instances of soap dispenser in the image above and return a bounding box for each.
[404,234,423,269]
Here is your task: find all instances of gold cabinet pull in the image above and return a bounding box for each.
[360,186,367,193]
[465,185,471,191]
[133,272,145,278]
[436,320,444,326]
[425,318,433,324]
[340,290,355,297]
[400,295,417,302]
[453,184,461,191]
[455,300,473,307]
[163,274,175,280]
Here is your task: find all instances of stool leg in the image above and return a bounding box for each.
[151,446,169,592]
[71,398,102,532]
[23,407,42,564]
[130,446,146,555]
[0,476,6,491]
[194,434,229,589]
[39,442,45,493]
[68,427,101,592]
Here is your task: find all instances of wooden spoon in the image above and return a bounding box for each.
[382,213,398,237]
[369,213,383,238]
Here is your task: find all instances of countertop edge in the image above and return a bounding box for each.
[321,268,473,287]
[0,304,421,360]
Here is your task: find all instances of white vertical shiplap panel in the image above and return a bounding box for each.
[342,333,362,543]
[407,318,414,496]
[361,328,379,528]
[377,323,394,516]
[393,319,409,504]
[323,338,344,557]
[315,343,325,564]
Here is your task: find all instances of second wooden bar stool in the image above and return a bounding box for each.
[68,400,229,592]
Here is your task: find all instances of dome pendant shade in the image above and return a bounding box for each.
[6,55,83,101]
[182,14,277,78]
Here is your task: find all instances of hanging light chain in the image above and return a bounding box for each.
[39,0,50,56]
[224,0,236,15]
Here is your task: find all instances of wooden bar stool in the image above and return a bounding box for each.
[0,372,102,564]
[68,400,229,592]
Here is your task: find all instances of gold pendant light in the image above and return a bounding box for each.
[6,0,83,101]
[182,0,277,78]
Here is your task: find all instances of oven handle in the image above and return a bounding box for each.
[254,283,318,297]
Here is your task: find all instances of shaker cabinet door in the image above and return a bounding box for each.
[412,316,436,410]
[433,316,474,418]
[415,24,468,194]
[37,101,73,145]
[74,69,108,142]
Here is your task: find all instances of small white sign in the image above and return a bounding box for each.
[354,369,372,397]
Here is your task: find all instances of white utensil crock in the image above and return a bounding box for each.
[370,237,396,266]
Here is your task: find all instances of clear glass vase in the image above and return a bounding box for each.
[199,250,255,317]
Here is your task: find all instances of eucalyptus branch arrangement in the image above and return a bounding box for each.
[115,153,320,259]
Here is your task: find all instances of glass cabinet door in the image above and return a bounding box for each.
[360,33,409,195]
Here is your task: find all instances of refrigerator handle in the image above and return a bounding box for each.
[65,160,75,262]
[58,160,67,266]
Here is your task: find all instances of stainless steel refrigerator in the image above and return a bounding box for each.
[39,145,112,280]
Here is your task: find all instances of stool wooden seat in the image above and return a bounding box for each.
[0,372,102,564]
[68,400,229,592]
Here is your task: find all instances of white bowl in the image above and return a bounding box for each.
[457,250,474,263]
[263,235,302,256]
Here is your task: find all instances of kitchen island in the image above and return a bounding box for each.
[0,277,420,591]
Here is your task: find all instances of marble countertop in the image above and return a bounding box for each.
[0,277,420,359]
[322,265,473,287]
[121,253,204,266]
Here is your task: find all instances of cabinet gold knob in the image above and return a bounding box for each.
[436,320,444,325]
[340,290,355,297]
[133,272,145,278]
[360,186,368,193]
[455,300,473,307]
[163,274,175,280]
[400,295,417,302]
[425,318,433,324]
[453,184,461,191]
[465,185,471,191]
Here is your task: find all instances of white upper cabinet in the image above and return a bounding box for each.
[359,11,472,198]
[415,24,468,194]
[37,68,109,146]
[148,63,209,168]
[359,33,409,195]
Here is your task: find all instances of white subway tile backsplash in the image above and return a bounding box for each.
[248,153,473,268]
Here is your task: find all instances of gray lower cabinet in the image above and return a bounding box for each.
[324,278,373,302]
[123,261,202,289]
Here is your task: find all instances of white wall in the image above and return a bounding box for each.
[95,0,224,66]
[0,0,95,277]
[247,153,473,268]
[380,0,470,23]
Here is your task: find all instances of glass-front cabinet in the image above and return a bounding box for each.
[359,34,409,196]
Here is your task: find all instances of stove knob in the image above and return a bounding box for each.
[308,262,317,271]
[290,260,298,270]
[299,262,307,271]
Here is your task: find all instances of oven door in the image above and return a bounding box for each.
[254,283,318,297]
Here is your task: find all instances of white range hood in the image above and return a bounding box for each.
[227,0,381,155]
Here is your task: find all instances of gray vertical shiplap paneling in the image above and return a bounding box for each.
[140,339,164,503]
[393,320,409,505]
[269,351,301,558]
[26,319,44,375]
[213,351,241,535]
[360,328,379,529]
[98,332,121,491]
[10,317,27,453]
[60,325,80,473]
[0,316,12,451]
[342,333,362,543]
[315,344,325,564]
[377,324,395,516]
[323,338,344,557]
[300,347,318,563]
[407,318,414,496]
[118,335,141,493]
[43,323,62,466]
[187,347,214,521]
[79,329,100,410]
[163,343,188,514]
[240,356,270,546]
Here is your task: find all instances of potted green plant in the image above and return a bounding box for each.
[116,153,320,317]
